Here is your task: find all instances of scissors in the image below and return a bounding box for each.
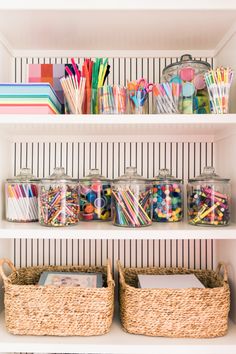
[137,78,153,93]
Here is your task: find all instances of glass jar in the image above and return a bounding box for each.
[152,169,183,222]
[112,167,152,227]
[39,167,79,227]
[79,169,111,221]
[5,168,39,222]
[162,54,211,114]
[187,167,230,226]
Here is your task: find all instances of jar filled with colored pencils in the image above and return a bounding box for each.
[112,167,153,227]
[39,167,79,227]
[79,169,112,221]
[152,169,183,222]
[5,168,39,222]
[187,167,231,226]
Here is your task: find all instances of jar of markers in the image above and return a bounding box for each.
[187,166,230,226]
[38,167,79,227]
[152,169,183,222]
[112,167,152,228]
[162,54,211,114]
[79,169,111,221]
[5,168,39,222]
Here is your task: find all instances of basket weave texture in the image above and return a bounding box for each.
[0,258,114,336]
[118,261,230,338]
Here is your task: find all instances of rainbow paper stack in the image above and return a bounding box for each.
[0,83,62,114]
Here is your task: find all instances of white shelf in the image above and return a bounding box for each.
[0,311,236,354]
[0,5,235,52]
[0,114,236,139]
[0,220,235,240]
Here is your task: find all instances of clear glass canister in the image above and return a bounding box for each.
[162,54,211,114]
[39,167,79,227]
[112,167,152,227]
[5,168,39,222]
[187,167,230,226]
[152,169,183,222]
[79,169,111,221]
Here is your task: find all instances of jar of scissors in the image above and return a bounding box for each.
[127,79,153,114]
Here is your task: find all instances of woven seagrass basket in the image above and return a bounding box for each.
[0,258,114,336]
[118,261,230,338]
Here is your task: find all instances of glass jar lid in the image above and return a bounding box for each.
[114,167,150,184]
[163,54,211,75]
[188,166,230,183]
[80,168,111,182]
[6,168,39,182]
[40,167,77,183]
[153,168,182,183]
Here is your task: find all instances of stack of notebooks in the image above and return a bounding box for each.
[0,83,62,114]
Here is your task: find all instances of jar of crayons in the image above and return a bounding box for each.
[79,169,112,221]
[5,168,39,223]
[112,167,152,227]
[39,167,79,227]
[152,169,183,222]
[187,167,231,226]
[162,54,211,114]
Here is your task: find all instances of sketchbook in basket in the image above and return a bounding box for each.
[38,271,103,288]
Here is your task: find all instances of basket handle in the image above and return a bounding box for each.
[106,259,115,287]
[0,258,16,284]
[117,260,126,286]
[216,262,228,282]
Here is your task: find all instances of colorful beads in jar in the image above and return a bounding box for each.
[112,167,152,227]
[162,54,211,114]
[187,167,230,226]
[79,169,111,221]
[5,168,39,222]
[39,167,79,227]
[152,169,183,222]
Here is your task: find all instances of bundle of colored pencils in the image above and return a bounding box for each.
[98,85,127,114]
[204,67,234,114]
[153,82,180,114]
[60,58,85,114]
[112,188,152,227]
[82,58,110,114]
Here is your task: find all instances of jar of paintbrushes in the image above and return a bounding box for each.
[5,168,39,222]
[112,167,153,227]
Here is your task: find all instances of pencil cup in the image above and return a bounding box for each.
[98,86,115,114]
[5,168,39,222]
[127,88,149,114]
[113,85,127,114]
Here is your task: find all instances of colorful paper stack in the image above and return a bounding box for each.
[0,83,62,114]
[204,67,234,114]
[28,64,65,104]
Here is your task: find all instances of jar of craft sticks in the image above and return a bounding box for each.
[5,168,39,222]
[162,54,211,114]
[79,169,112,221]
[112,167,152,227]
[39,167,79,227]
[187,166,231,226]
